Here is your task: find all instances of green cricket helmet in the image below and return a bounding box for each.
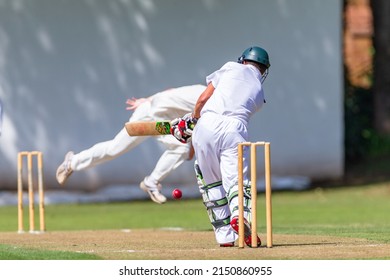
[238,46,270,82]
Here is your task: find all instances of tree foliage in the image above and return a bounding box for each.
[371,0,390,135]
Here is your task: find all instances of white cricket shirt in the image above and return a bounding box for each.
[202,61,265,126]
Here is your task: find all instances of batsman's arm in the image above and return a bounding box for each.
[169,84,214,144]
[193,83,215,119]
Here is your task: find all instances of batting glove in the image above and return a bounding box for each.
[181,113,198,135]
[170,120,192,143]
[170,113,198,144]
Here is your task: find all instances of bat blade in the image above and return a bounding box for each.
[125,121,171,136]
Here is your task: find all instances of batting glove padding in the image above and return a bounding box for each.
[171,119,192,143]
[170,113,197,144]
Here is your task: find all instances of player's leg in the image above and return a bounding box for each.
[194,160,236,246]
[192,115,237,246]
[220,144,251,223]
[56,128,147,185]
[220,125,261,247]
[56,101,152,185]
[72,129,147,171]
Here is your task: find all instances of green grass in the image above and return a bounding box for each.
[272,184,390,242]
[0,181,389,259]
[0,244,101,260]
[0,199,210,232]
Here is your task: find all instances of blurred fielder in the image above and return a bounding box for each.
[56,84,205,204]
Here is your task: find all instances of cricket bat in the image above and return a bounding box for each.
[125,121,171,136]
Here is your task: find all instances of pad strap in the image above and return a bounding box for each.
[211,216,231,229]
[203,197,228,209]
[200,181,223,192]
[198,179,231,230]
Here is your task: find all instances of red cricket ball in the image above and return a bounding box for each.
[172,188,182,199]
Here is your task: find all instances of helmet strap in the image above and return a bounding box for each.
[261,68,269,83]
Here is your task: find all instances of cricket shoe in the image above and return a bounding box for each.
[56,151,74,186]
[140,178,167,204]
[220,242,235,247]
[230,216,261,247]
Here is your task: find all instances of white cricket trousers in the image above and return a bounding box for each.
[192,112,249,244]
